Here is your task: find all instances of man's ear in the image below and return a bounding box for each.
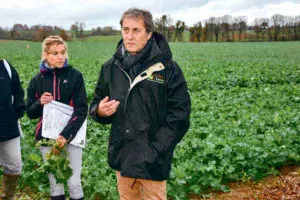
[147,32,153,40]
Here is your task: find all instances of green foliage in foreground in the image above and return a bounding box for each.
[29,140,73,184]
[0,41,299,199]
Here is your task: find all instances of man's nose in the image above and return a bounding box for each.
[127,31,134,40]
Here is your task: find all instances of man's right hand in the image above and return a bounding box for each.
[40,92,53,105]
[97,96,120,117]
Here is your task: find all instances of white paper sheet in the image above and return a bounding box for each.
[42,100,87,148]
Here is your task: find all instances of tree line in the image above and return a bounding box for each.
[1,13,299,42]
[0,21,119,41]
[187,14,300,42]
[154,14,300,42]
[0,24,71,41]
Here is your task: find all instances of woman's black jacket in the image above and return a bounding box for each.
[26,65,88,142]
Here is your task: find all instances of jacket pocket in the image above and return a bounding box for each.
[0,78,11,104]
[136,123,151,141]
[148,149,173,178]
[0,104,17,122]
[108,139,123,169]
[0,121,19,140]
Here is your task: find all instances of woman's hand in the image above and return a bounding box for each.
[40,92,53,105]
[56,135,67,148]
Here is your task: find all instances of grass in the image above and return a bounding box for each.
[75,35,122,43]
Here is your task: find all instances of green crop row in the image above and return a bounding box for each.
[0,41,299,199]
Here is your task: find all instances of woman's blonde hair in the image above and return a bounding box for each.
[41,35,68,61]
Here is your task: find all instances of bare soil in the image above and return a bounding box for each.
[190,166,300,200]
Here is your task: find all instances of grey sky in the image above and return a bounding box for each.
[0,0,299,30]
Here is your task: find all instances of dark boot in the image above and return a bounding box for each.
[70,198,84,200]
[51,195,66,200]
[0,173,20,200]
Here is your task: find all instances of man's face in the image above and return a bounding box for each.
[121,17,152,54]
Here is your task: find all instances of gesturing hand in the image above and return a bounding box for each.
[97,96,120,117]
[40,92,53,105]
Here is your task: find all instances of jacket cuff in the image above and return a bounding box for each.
[32,100,43,111]
[60,132,73,142]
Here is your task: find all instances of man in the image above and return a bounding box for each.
[0,59,25,200]
[90,8,191,200]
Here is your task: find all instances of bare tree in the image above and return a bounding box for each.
[189,22,202,42]
[236,16,247,41]
[70,21,79,38]
[271,14,284,41]
[11,24,25,39]
[195,22,203,42]
[260,18,269,40]
[280,16,287,39]
[293,15,300,40]
[253,18,262,41]
[231,17,239,42]
[214,17,221,42]
[154,15,173,41]
[285,16,294,40]
[220,15,232,41]
[79,22,86,37]
[206,17,216,42]
[201,23,208,42]
[174,20,185,42]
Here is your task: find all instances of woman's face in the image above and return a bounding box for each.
[46,44,66,68]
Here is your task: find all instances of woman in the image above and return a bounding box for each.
[0,59,25,199]
[26,36,88,200]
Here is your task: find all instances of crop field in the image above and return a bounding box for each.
[0,40,299,199]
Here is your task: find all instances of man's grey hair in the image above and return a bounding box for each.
[120,8,154,33]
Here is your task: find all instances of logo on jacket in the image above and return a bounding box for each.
[63,79,68,83]
[147,74,164,84]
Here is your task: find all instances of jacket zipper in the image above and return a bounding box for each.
[116,62,165,114]
[53,71,56,101]
[117,66,132,113]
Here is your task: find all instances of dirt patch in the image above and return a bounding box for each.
[190,166,300,200]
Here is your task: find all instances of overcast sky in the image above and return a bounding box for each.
[0,0,299,30]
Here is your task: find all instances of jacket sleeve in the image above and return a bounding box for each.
[26,77,43,119]
[89,66,113,124]
[10,65,25,119]
[151,62,191,155]
[61,73,88,141]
